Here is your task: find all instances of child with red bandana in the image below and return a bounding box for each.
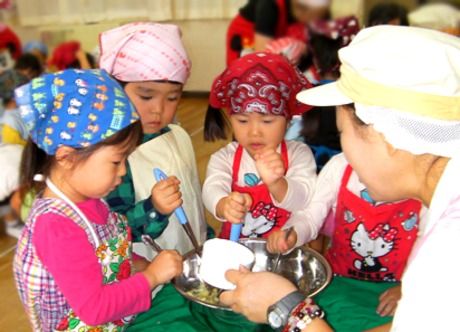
[203,52,316,242]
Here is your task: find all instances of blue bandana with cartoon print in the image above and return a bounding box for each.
[15,69,139,155]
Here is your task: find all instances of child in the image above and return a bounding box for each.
[13,69,183,331]
[268,151,425,331]
[48,41,95,71]
[100,22,207,260]
[0,68,30,237]
[287,16,359,172]
[367,2,409,27]
[0,68,32,146]
[226,0,330,65]
[203,52,316,240]
[99,22,209,331]
[23,41,48,69]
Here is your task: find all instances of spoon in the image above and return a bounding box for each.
[272,227,294,273]
[153,168,201,253]
[141,234,163,253]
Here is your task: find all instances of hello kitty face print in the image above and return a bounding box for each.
[351,223,397,274]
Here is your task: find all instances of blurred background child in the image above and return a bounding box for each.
[47,40,95,71]
[226,0,331,65]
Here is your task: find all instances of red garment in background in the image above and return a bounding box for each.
[226,0,288,65]
[0,24,22,60]
[48,41,81,70]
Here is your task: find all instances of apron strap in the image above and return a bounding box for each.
[232,141,290,184]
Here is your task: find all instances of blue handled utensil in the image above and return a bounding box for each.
[153,168,201,252]
[229,224,242,242]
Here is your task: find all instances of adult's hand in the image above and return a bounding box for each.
[219,267,297,323]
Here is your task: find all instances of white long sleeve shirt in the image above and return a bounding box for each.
[202,141,317,236]
[295,153,427,246]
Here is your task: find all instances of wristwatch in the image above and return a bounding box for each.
[267,290,305,329]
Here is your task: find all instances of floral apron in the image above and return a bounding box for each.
[48,179,136,332]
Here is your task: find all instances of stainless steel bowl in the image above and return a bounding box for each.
[173,238,332,310]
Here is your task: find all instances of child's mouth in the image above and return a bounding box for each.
[250,143,264,150]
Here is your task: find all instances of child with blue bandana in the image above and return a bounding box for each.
[13,69,183,331]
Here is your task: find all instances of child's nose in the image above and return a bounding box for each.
[248,122,261,136]
[151,98,165,115]
[118,162,127,177]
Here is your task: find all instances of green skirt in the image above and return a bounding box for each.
[127,283,273,331]
[314,276,396,332]
[189,300,274,332]
[126,283,208,331]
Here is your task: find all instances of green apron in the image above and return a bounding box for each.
[126,283,207,331]
[127,283,274,331]
[314,276,396,332]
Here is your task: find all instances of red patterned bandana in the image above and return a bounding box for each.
[209,52,312,118]
[309,16,360,47]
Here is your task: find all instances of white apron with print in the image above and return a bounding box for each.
[128,124,207,260]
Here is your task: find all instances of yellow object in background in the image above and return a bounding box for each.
[2,124,27,146]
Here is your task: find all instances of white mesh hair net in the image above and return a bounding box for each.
[355,103,460,158]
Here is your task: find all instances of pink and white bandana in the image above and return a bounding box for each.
[99,22,191,84]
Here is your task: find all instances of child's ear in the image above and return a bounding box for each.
[55,146,77,169]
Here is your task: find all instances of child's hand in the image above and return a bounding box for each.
[151,176,182,215]
[216,192,252,223]
[142,250,183,288]
[254,149,285,187]
[132,257,150,273]
[266,228,297,254]
[377,285,402,317]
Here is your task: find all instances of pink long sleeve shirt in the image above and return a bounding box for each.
[32,198,151,326]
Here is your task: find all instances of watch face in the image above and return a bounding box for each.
[268,310,283,329]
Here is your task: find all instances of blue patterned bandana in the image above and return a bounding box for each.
[15,69,139,155]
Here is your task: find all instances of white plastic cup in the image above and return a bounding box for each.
[199,238,255,290]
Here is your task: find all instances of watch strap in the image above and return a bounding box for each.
[267,291,305,328]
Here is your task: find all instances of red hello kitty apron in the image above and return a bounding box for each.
[219,142,291,239]
[326,165,422,282]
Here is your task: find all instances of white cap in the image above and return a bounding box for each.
[297,25,460,119]
[409,3,460,31]
[297,0,331,8]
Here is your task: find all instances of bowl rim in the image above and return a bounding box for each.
[173,238,333,310]
[237,238,332,297]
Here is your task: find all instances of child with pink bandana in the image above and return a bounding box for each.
[99,22,209,331]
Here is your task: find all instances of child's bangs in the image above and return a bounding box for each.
[74,121,143,161]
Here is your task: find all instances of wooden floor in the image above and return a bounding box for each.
[0,96,229,331]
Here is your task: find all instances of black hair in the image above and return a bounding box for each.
[367,3,409,27]
[14,53,44,77]
[309,33,342,77]
[203,105,231,141]
[301,106,341,150]
[6,42,18,59]
[19,121,142,200]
